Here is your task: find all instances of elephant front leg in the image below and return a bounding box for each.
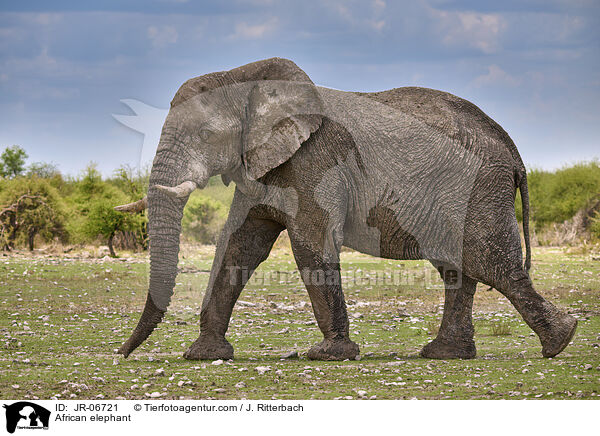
[421,271,477,359]
[183,213,283,360]
[290,237,359,361]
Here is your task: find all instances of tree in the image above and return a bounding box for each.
[0,177,65,250]
[83,194,142,257]
[78,163,104,199]
[27,162,60,178]
[112,165,149,198]
[0,145,28,178]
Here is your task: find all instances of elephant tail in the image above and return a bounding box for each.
[518,170,532,272]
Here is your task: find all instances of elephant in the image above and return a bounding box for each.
[115,57,577,361]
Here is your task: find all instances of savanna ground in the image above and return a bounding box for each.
[1,243,599,400]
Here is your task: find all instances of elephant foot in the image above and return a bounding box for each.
[183,335,234,360]
[540,313,577,358]
[420,337,476,360]
[307,338,360,361]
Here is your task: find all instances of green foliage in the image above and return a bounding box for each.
[26,162,60,178]
[0,145,28,178]
[182,193,226,244]
[201,176,235,208]
[109,165,149,198]
[0,176,66,249]
[77,163,105,200]
[65,163,147,254]
[82,194,143,256]
[527,161,600,229]
[591,211,600,240]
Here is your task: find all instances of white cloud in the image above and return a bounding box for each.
[326,0,387,33]
[473,65,520,88]
[373,0,386,12]
[147,25,178,49]
[433,10,506,54]
[369,19,386,31]
[230,17,278,40]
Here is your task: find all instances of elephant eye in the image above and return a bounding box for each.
[199,128,214,142]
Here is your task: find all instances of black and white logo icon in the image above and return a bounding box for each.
[3,402,50,434]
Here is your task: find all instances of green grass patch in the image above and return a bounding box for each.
[1,247,599,400]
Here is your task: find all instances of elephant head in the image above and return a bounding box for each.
[117,58,323,357]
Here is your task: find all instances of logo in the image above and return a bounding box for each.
[3,402,50,434]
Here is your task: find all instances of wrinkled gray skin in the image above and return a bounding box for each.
[117,58,577,361]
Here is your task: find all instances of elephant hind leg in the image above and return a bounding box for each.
[493,269,577,357]
[421,269,477,359]
[288,232,359,361]
[471,218,577,358]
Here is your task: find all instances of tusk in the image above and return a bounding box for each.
[154,180,197,198]
[114,196,147,213]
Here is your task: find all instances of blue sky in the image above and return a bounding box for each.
[0,0,598,176]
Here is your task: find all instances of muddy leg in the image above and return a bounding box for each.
[421,271,477,359]
[184,211,283,360]
[289,238,359,361]
[495,269,577,357]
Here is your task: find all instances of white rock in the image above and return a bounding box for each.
[255,366,272,375]
[211,359,224,366]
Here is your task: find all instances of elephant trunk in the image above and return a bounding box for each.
[118,148,203,357]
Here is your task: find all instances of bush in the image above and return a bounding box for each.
[66,164,147,255]
[0,176,66,250]
[82,193,143,257]
[182,194,226,244]
[527,161,600,229]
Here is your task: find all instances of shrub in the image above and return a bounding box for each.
[527,161,600,229]
[182,194,226,244]
[0,177,66,250]
[66,164,147,254]
[82,192,143,257]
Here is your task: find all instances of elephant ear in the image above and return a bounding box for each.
[242,80,323,181]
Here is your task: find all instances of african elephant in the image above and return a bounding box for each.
[116,57,576,361]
